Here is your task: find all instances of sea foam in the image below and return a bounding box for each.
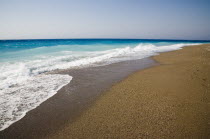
[0,74,72,131]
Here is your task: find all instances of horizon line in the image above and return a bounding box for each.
[1,38,210,42]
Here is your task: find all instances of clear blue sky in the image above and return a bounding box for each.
[0,0,210,40]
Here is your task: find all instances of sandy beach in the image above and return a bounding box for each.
[46,44,210,139]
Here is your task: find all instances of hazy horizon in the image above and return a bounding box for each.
[1,0,210,40]
[1,38,210,41]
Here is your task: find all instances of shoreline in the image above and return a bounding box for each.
[47,44,210,138]
[0,44,209,138]
[0,57,157,138]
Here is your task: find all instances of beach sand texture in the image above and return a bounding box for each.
[47,44,210,139]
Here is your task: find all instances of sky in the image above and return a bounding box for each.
[0,0,210,40]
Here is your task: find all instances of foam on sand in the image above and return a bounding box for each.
[0,74,72,131]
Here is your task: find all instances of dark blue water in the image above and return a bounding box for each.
[0,39,209,53]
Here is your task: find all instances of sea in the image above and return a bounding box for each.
[0,39,209,131]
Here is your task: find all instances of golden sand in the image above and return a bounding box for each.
[47,44,210,139]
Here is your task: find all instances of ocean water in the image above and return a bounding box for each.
[0,39,208,131]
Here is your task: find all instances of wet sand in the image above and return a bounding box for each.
[0,57,157,139]
[46,44,210,139]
